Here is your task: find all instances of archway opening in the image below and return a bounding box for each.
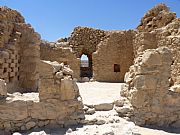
[81,54,89,67]
[80,54,92,78]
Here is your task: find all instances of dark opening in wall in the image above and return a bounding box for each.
[80,54,92,78]
[64,61,68,65]
[114,64,120,72]
[80,54,89,67]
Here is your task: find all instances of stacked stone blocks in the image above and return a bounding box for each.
[0,47,19,84]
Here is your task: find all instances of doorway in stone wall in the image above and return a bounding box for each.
[80,54,93,78]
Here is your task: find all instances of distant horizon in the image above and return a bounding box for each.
[1,0,180,42]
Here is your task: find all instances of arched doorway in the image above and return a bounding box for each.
[80,54,92,78]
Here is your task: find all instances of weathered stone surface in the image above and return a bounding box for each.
[0,101,28,121]
[25,121,36,130]
[170,84,180,93]
[61,78,76,100]
[93,30,135,82]
[122,47,180,127]
[114,100,124,107]
[39,4,179,85]
[39,60,54,78]
[29,102,47,120]
[86,108,95,115]
[55,71,63,79]
[0,6,40,92]
[62,66,73,76]
[96,119,106,125]
[171,120,180,128]
[52,62,63,73]
[137,4,176,32]
[115,105,133,117]
[0,79,7,97]
[141,50,162,66]
[0,3,180,132]
[68,26,107,58]
[0,59,84,131]
[94,103,113,111]
[81,77,90,82]
[40,41,81,80]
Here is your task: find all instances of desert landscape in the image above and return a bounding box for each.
[0,3,180,135]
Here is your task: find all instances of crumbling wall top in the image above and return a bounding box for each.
[68,26,108,57]
[0,6,25,23]
[137,4,176,32]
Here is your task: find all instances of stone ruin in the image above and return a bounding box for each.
[121,47,180,127]
[0,7,84,132]
[40,27,135,82]
[119,4,180,128]
[0,3,179,132]
[0,6,40,93]
[0,60,84,132]
[39,4,180,84]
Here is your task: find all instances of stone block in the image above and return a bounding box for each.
[25,121,36,130]
[134,75,157,90]
[141,50,162,66]
[29,102,47,120]
[62,66,73,76]
[60,78,76,100]
[3,63,8,68]
[39,78,60,101]
[10,63,15,68]
[94,103,113,111]
[0,101,28,121]
[9,72,15,77]
[0,51,9,59]
[39,60,54,78]
[0,79,7,97]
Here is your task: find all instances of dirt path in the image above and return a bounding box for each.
[77,82,123,105]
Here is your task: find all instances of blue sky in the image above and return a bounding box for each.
[0,0,180,42]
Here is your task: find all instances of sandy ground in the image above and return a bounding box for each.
[77,82,180,135]
[77,82,123,105]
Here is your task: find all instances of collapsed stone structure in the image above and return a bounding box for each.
[0,7,84,132]
[0,3,179,132]
[40,28,135,82]
[137,4,176,32]
[122,47,180,127]
[0,7,40,92]
[40,41,80,81]
[40,4,180,84]
[120,4,180,128]
[40,27,108,81]
[135,4,180,85]
[0,60,84,132]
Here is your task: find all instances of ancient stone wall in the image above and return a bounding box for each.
[68,26,108,58]
[133,32,157,58]
[0,7,40,92]
[157,36,180,85]
[157,18,180,85]
[38,4,179,84]
[137,4,176,32]
[40,27,109,81]
[41,28,136,82]
[133,35,180,85]
[134,4,180,85]
[121,47,180,127]
[0,60,84,132]
[40,41,80,80]
[93,30,135,82]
